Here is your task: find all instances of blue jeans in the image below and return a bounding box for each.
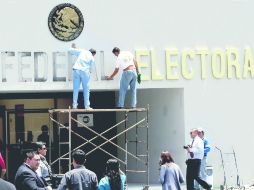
[118,70,137,107]
[73,69,90,108]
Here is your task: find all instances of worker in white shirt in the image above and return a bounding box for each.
[107,47,139,108]
[185,128,212,190]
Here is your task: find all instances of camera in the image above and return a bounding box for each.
[183,145,191,149]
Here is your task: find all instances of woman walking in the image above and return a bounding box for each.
[159,151,184,190]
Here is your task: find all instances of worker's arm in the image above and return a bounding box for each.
[107,68,119,80]
[68,43,81,56]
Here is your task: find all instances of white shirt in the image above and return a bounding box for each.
[115,51,135,70]
[69,48,95,72]
[36,161,49,177]
[36,165,42,177]
[188,136,204,159]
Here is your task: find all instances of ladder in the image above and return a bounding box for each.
[125,109,149,185]
[58,122,71,173]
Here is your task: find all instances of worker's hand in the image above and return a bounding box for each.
[106,76,113,80]
[71,43,76,48]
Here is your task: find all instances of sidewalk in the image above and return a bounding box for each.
[128,183,186,190]
[128,184,222,190]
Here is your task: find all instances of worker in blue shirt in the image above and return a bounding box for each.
[69,43,96,109]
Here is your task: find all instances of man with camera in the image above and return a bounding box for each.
[185,128,211,190]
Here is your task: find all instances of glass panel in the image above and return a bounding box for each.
[7,111,53,182]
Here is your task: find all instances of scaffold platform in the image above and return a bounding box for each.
[48,108,147,113]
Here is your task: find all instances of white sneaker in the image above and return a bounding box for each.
[85,107,93,110]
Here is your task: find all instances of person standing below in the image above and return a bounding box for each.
[57,149,98,190]
[0,140,16,190]
[35,142,52,185]
[98,159,127,190]
[37,125,49,147]
[0,153,6,178]
[185,129,211,190]
[14,151,52,190]
[0,139,6,178]
[194,128,211,189]
[159,151,184,190]
[107,47,140,108]
[69,43,96,109]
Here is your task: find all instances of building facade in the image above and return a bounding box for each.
[1,0,254,186]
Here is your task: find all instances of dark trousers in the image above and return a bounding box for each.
[186,159,210,190]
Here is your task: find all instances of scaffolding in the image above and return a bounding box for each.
[48,106,149,186]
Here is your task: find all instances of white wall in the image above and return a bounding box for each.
[1,0,253,91]
[184,81,254,186]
